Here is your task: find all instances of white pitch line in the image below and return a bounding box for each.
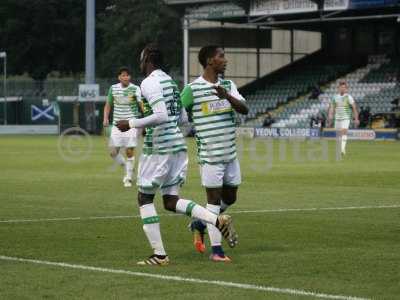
[228,204,400,214]
[1,204,399,224]
[0,255,369,300]
[0,215,137,224]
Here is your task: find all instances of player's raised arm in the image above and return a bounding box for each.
[117,79,168,131]
[214,81,248,115]
[130,101,169,128]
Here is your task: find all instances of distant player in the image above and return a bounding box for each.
[117,44,237,266]
[103,67,142,187]
[328,81,359,155]
[181,45,249,262]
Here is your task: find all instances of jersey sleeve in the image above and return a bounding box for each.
[141,78,164,107]
[180,85,194,109]
[107,87,114,105]
[229,80,245,102]
[348,95,355,105]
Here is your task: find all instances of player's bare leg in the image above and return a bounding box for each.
[124,147,135,187]
[221,186,237,213]
[191,186,237,253]
[338,128,348,156]
[162,192,237,262]
[137,189,237,266]
[190,187,238,262]
[137,192,169,266]
[110,147,125,166]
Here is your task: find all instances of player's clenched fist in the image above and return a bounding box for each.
[116,120,130,132]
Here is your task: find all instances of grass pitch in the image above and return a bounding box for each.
[0,135,399,299]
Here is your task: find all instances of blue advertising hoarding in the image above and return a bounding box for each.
[237,127,398,140]
[254,127,321,138]
[349,0,399,9]
[324,0,398,10]
[322,129,398,140]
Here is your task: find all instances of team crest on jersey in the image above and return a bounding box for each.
[127,91,135,101]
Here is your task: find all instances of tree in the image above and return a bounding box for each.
[0,0,86,85]
[97,0,182,78]
[0,0,183,85]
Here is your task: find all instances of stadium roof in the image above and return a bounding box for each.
[165,0,400,31]
[165,0,226,4]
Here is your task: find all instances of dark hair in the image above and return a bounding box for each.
[118,66,130,76]
[198,45,220,69]
[142,43,164,69]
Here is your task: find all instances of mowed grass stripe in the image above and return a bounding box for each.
[1,136,399,299]
[1,204,399,223]
[0,255,369,300]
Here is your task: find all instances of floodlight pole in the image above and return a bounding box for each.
[84,0,96,132]
[183,17,189,86]
[0,52,7,125]
[85,0,95,84]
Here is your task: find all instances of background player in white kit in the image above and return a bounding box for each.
[117,44,237,266]
[328,81,359,156]
[103,67,142,187]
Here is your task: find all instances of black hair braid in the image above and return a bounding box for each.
[144,44,164,69]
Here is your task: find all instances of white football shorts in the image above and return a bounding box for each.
[109,125,138,148]
[200,158,241,188]
[137,151,188,195]
[335,119,350,130]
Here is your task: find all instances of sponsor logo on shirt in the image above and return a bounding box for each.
[201,99,232,115]
[115,95,136,104]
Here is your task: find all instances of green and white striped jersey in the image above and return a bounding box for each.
[181,76,245,165]
[107,83,142,125]
[331,93,355,120]
[140,70,187,155]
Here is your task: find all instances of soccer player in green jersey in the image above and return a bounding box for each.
[117,44,237,266]
[327,81,359,155]
[103,67,142,187]
[180,45,249,262]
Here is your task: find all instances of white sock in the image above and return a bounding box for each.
[126,157,135,180]
[140,203,166,256]
[175,199,218,225]
[341,135,347,153]
[206,204,222,247]
[220,200,230,213]
[113,153,126,166]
